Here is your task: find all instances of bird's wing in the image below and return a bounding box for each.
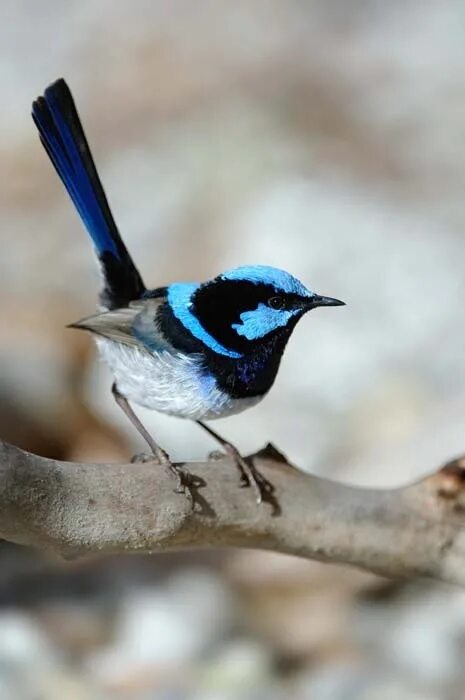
[69,297,166,350]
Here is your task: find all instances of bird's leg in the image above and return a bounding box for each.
[111,383,187,493]
[111,382,169,463]
[196,420,273,505]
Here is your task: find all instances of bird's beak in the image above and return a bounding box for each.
[306,294,345,310]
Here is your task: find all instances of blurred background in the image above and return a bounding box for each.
[1,0,465,697]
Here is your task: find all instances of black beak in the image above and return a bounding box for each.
[307,294,345,309]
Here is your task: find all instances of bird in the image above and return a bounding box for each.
[31,78,344,504]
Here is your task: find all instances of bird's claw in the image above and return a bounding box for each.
[131,453,198,505]
[252,468,274,496]
[131,444,170,465]
[169,463,204,499]
[235,457,274,505]
[239,472,250,488]
[131,452,161,465]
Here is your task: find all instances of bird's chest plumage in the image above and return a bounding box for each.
[96,338,262,420]
[155,302,288,401]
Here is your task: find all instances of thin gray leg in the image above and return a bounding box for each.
[111,383,194,497]
[111,382,170,464]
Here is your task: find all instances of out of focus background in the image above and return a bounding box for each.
[1,1,465,698]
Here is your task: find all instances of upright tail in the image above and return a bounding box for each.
[32,79,146,309]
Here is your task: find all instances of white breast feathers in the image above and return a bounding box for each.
[95,338,262,421]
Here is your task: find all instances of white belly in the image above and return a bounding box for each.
[96,338,262,421]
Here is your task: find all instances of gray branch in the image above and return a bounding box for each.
[1,440,465,584]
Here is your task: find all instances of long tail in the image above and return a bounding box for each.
[32,78,146,309]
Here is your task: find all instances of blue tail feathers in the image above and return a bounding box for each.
[32,79,145,308]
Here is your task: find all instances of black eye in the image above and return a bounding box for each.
[268,295,285,310]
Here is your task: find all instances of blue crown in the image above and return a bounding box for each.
[221,265,313,297]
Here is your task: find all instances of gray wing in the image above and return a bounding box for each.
[69,297,168,351]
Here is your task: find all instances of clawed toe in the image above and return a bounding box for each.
[131,452,160,464]
[169,464,187,494]
[168,464,204,503]
[131,446,171,466]
[130,453,197,503]
[239,472,250,488]
[253,469,274,495]
[236,459,274,504]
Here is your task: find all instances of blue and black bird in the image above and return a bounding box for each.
[32,79,344,503]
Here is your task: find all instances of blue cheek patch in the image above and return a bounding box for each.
[167,283,242,359]
[232,303,296,340]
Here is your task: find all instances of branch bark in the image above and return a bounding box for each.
[1,439,465,585]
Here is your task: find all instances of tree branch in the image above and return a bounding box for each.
[1,439,465,584]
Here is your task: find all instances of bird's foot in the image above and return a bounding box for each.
[131,452,161,464]
[208,449,226,461]
[196,420,276,506]
[205,441,273,504]
[224,447,273,505]
[168,464,205,501]
[209,450,273,504]
[130,452,197,502]
[238,457,274,505]
[131,443,170,465]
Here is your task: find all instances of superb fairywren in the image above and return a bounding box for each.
[32,79,344,503]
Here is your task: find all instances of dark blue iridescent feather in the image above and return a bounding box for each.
[32,79,145,308]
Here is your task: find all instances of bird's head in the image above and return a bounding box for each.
[167,265,344,358]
